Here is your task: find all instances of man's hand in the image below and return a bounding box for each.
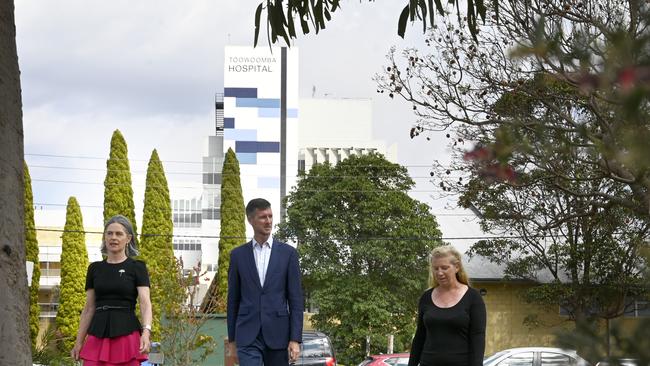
[228,341,239,365]
[288,340,300,363]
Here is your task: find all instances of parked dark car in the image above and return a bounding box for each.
[483,347,591,366]
[296,330,337,366]
[358,353,410,366]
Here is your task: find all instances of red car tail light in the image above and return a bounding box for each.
[325,356,336,366]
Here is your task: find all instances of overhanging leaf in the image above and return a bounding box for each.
[418,0,428,32]
[286,1,297,38]
[254,3,264,47]
[433,0,444,15]
[409,0,417,20]
[398,5,410,38]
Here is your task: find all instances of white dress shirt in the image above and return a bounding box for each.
[252,235,273,287]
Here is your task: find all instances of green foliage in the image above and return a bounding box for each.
[139,149,177,341]
[378,0,650,324]
[56,197,89,351]
[463,153,648,321]
[276,153,442,365]
[24,162,40,349]
[373,0,650,361]
[32,325,77,366]
[103,129,137,235]
[556,252,650,364]
[202,148,246,313]
[378,0,650,218]
[159,263,217,366]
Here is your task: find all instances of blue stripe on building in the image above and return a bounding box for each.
[224,87,257,98]
[224,129,257,141]
[235,141,281,153]
[224,117,235,129]
[257,177,281,189]
[258,108,299,118]
[236,153,257,164]
[236,98,281,108]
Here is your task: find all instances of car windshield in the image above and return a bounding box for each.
[483,351,508,366]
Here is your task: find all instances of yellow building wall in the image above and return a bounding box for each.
[36,226,103,247]
[477,282,646,357]
[478,282,572,356]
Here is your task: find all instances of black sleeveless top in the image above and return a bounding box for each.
[85,258,150,338]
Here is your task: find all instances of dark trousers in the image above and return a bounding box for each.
[237,331,289,366]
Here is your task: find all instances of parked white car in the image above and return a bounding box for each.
[596,359,639,366]
[483,347,591,366]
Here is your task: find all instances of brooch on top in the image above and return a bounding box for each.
[119,269,125,277]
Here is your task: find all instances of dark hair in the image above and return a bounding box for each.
[101,215,139,257]
[246,198,271,218]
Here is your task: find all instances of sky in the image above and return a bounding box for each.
[15,0,482,251]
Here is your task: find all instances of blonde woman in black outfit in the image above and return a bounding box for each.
[408,245,486,366]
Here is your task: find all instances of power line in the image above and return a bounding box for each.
[32,227,510,241]
[32,178,202,189]
[26,153,198,164]
[34,202,103,208]
[32,202,475,216]
[28,163,445,179]
[25,152,442,169]
[30,178,447,193]
[29,164,201,176]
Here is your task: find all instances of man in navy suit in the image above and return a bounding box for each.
[227,198,303,366]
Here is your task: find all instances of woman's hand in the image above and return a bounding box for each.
[136,286,152,355]
[71,340,83,360]
[139,330,151,354]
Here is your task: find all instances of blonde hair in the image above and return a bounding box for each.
[428,245,470,288]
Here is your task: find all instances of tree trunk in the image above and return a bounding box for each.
[0,0,31,364]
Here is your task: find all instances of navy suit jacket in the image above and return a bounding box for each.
[227,239,304,349]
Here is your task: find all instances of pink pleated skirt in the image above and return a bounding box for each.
[79,330,148,366]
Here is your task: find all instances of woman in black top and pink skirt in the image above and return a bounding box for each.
[408,245,486,366]
[71,215,153,366]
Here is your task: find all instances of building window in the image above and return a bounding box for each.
[560,299,650,318]
[173,198,203,228]
[625,300,650,317]
[38,303,59,318]
[40,261,61,277]
[298,159,305,174]
[202,208,220,220]
[202,173,222,185]
[172,239,202,252]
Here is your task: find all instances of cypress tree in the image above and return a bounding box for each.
[201,148,245,313]
[104,129,137,236]
[24,162,40,349]
[139,149,177,340]
[56,197,88,351]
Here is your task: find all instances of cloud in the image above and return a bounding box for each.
[15,0,250,116]
[16,0,484,241]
